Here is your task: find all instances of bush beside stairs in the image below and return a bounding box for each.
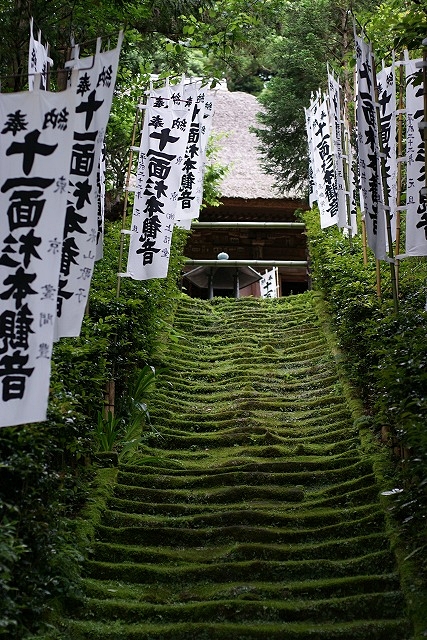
[65,293,413,639]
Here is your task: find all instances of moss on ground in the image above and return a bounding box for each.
[62,293,423,639]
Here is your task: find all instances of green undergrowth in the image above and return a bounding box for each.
[303,207,427,636]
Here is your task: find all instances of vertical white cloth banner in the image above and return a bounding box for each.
[55,33,123,338]
[377,63,397,242]
[311,95,338,228]
[355,34,387,260]
[304,105,318,208]
[404,56,427,256]
[126,81,193,279]
[344,119,359,237]
[0,85,76,427]
[176,81,202,221]
[260,268,278,298]
[327,74,347,228]
[192,87,216,218]
[28,18,52,91]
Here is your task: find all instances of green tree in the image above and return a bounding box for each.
[360,0,427,56]
[253,0,378,195]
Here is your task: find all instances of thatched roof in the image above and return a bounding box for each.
[211,87,295,200]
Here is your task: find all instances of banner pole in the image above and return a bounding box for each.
[376,259,382,299]
[361,218,368,265]
[116,97,145,299]
[395,53,404,296]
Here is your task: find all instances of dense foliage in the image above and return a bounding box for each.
[303,207,427,602]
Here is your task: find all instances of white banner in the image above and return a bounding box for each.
[192,86,216,217]
[328,73,347,228]
[355,34,387,260]
[311,95,338,228]
[260,268,278,298]
[304,104,318,208]
[55,33,122,338]
[28,18,52,91]
[177,84,216,221]
[403,56,427,256]
[377,63,397,242]
[343,115,358,236]
[0,85,76,427]
[126,80,193,280]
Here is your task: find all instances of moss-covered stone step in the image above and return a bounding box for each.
[111,475,377,505]
[107,484,378,515]
[115,460,372,489]
[85,551,397,584]
[73,591,407,624]
[99,506,385,535]
[154,383,343,405]
[158,366,338,385]
[91,534,391,565]
[149,404,353,425]
[95,512,387,546]
[80,573,404,602]
[65,617,412,640]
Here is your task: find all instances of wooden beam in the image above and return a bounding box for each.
[190,222,305,229]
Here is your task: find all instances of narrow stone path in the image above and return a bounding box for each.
[67,293,412,639]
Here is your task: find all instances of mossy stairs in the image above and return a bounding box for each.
[66,293,412,639]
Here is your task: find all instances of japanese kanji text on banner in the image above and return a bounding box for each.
[0,86,77,427]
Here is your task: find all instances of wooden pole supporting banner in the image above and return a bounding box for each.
[104,379,116,417]
[395,54,405,296]
[361,219,368,265]
[376,259,382,300]
[116,101,145,298]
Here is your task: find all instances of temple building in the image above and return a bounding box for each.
[182,85,309,298]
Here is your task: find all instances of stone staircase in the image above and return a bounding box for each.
[65,293,412,639]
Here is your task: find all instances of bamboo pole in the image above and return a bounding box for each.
[376,259,382,299]
[116,100,145,298]
[395,54,404,296]
[361,218,368,265]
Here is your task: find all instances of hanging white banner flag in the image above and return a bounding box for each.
[28,18,53,91]
[328,73,347,228]
[192,86,216,217]
[177,83,216,221]
[355,34,387,260]
[377,63,397,242]
[343,112,358,236]
[126,80,193,280]
[259,268,278,298]
[403,56,427,256]
[311,95,338,228]
[0,84,77,427]
[55,33,123,338]
[175,81,201,221]
[304,104,318,208]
